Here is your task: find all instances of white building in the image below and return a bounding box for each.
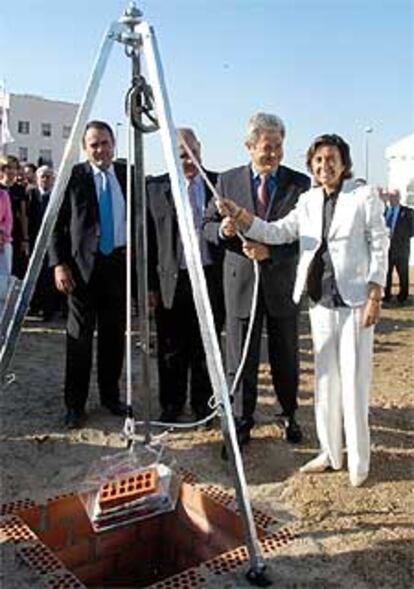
[0,92,79,168]
[386,133,414,207]
[386,133,414,264]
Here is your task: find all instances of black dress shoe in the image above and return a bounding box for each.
[396,298,408,306]
[221,426,251,460]
[102,401,128,416]
[237,426,252,446]
[65,409,84,429]
[284,416,302,443]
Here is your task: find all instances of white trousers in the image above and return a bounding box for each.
[309,304,374,477]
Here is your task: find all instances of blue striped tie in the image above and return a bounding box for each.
[99,171,114,255]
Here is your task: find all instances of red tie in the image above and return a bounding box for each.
[257,174,269,219]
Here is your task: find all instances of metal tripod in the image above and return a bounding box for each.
[0,3,271,585]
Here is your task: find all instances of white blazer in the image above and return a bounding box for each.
[245,182,389,306]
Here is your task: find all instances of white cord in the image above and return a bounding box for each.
[181,138,261,410]
[120,139,261,442]
[229,260,260,400]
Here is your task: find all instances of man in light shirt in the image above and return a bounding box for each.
[50,121,128,428]
[147,128,224,423]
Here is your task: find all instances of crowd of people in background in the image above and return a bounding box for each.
[0,155,65,319]
[0,115,412,488]
[0,137,411,322]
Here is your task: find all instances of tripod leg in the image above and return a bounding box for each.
[138,21,270,585]
[0,21,122,382]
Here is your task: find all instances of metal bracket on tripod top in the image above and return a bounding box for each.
[0,2,271,584]
[117,6,159,132]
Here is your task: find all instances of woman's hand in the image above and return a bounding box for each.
[362,283,383,327]
[362,298,381,327]
[215,198,254,231]
[242,240,270,261]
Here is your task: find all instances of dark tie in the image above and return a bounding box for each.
[99,171,114,255]
[40,192,49,216]
[188,179,201,229]
[385,206,394,231]
[257,174,269,219]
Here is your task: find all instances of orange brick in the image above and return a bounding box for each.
[115,546,158,581]
[44,571,86,589]
[74,555,116,585]
[95,524,138,558]
[179,489,244,544]
[17,542,64,577]
[134,515,162,543]
[98,468,158,511]
[37,525,68,550]
[18,506,42,531]
[0,515,38,544]
[179,483,206,518]
[56,538,92,569]
[0,499,35,515]
[46,496,83,528]
[180,483,241,536]
[67,513,94,544]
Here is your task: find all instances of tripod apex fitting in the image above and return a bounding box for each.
[120,2,143,27]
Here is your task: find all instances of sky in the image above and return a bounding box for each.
[0,0,413,185]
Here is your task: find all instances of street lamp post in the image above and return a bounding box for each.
[364,126,373,182]
[115,122,123,159]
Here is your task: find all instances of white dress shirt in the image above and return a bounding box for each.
[91,163,126,248]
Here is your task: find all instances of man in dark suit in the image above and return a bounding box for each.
[28,165,61,320]
[147,128,224,422]
[49,120,128,428]
[384,188,414,304]
[203,112,310,448]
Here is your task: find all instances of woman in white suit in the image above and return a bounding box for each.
[216,134,389,487]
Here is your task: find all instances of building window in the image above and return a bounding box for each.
[38,149,53,167]
[41,123,52,137]
[19,147,29,162]
[62,125,71,139]
[18,121,30,135]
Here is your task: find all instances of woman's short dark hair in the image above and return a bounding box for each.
[306,134,353,180]
[82,120,115,144]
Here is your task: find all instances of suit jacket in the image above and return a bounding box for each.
[246,182,389,306]
[147,170,224,311]
[387,204,414,259]
[203,164,310,318]
[49,161,127,283]
[27,187,50,250]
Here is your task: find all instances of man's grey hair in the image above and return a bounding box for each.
[36,165,53,177]
[245,112,286,145]
[176,127,200,146]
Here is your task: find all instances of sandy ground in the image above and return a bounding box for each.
[0,277,413,588]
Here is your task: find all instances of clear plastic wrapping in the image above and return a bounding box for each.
[78,444,180,532]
